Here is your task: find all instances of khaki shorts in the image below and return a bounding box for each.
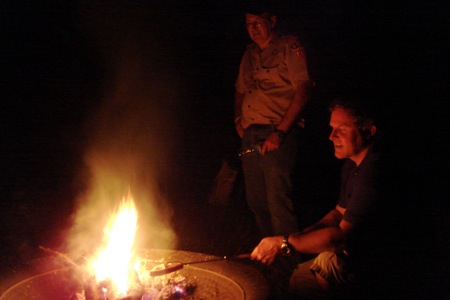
[289,251,355,298]
[310,251,355,287]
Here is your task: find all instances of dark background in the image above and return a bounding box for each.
[0,0,448,298]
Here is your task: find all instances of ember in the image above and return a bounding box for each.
[82,261,197,300]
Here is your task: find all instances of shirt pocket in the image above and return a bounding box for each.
[258,49,285,89]
[261,48,283,69]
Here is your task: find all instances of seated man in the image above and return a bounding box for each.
[250,96,381,298]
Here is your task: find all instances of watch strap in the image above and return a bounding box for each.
[281,234,292,256]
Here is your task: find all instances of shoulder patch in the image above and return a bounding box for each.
[291,44,306,60]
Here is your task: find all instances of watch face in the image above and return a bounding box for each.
[281,243,291,256]
[281,235,291,256]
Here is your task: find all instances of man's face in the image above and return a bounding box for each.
[329,107,367,164]
[245,13,275,48]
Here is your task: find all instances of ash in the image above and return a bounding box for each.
[73,262,197,300]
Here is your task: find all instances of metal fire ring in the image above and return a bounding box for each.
[0,249,270,300]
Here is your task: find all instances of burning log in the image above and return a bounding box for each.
[83,277,144,300]
[82,263,197,300]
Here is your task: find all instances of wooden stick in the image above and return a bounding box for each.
[38,245,80,269]
[150,263,184,277]
[226,253,251,260]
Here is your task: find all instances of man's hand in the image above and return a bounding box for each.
[250,236,283,265]
[261,133,282,155]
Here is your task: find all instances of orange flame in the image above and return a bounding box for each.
[88,194,138,296]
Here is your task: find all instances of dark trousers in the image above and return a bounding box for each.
[241,124,302,237]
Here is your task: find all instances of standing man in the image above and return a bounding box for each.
[250,97,381,298]
[234,3,312,237]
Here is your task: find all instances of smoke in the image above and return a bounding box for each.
[65,4,184,259]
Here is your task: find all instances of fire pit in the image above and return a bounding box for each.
[0,249,270,299]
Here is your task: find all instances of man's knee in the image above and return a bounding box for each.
[289,252,353,299]
[314,272,330,291]
[289,259,330,299]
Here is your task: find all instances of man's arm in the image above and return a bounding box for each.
[251,205,355,264]
[289,205,353,254]
[301,205,343,234]
[234,91,245,138]
[275,80,311,132]
[262,80,311,154]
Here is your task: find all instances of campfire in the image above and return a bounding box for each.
[54,193,200,300]
[76,193,203,299]
[86,195,138,298]
[0,192,270,300]
[0,25,274,297]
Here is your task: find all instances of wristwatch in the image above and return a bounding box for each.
[280,234,292,256]
[273,128,287,140]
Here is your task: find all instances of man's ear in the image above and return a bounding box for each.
[366,125,377,141]
[369,125,376,137]
[270,15,277,28]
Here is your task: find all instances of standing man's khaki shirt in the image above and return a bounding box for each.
[235,34,310,129]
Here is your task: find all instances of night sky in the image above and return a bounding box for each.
[0,0,448,297]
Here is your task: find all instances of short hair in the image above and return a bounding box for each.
[242,1,276,16]
[329,96,378,141]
